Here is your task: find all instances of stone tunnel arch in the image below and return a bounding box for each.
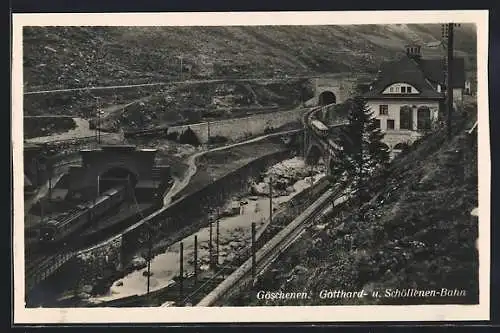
[305,144,323,165]
[99,166,138,194]
[318,91,337,106]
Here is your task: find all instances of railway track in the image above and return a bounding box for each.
[189,104,348,306]
[195,182,350,306]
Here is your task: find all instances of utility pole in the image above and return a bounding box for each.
[97,175,100,197]
[179,56,183,81]
[47,163,52,202]
[193,235,198,285]
[251,222,256,285]
[209,214,214,269]
[269,177,273,225]
[179,241,184,301]
[446,23,454,139]
[207,121,211,142]
[216,216,220,267]
[146,225,152,297]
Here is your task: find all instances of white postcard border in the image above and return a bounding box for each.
[12,10,490,323]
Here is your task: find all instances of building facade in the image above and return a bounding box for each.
[363,44,465,154]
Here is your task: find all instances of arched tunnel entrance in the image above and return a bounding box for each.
[99,167,138,194]
[305,145,323,165]
[318,91,337,106]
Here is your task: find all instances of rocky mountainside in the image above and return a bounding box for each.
[23,24,477,130]
[24,24,477,92]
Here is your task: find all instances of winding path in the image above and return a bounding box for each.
[163,128,303,206]
[81,127,304,253]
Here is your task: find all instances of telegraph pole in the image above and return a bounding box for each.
[209,214,214,269]
[179,242,184,300]
[146,225,152,296]
[216,215,220,267]
[179,56,183,81]
[251,222,256,285]
[193,235,198,284]
[47,163,52,202]
[269,177,273,225]
[446,23,454,139]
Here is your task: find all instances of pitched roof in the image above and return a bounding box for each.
[418,57,466,89]
[363,56,443,100]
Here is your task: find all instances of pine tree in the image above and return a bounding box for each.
[330,96,390,200]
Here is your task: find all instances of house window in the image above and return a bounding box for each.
[374,119,381,128]
[389,87,394,93]
[379,105,388,115]
[406,86,412,93]
[387,119,395,130]
[417,106,431,130]
[401,86,406,93]
[400,106,413,130]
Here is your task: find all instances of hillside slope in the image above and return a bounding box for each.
[23,24,477,132]
[24,24,476,91]
[230,104,479,306]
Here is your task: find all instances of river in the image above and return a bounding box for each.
[88,157,325,303]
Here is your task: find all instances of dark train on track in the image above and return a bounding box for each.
[26,185,128,246]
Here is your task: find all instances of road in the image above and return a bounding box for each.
[23,73,358,95]
[162,128,303,206]
[81,127,304,253]
[25,118,96,144]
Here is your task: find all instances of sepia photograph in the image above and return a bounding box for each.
[12,10,489,323]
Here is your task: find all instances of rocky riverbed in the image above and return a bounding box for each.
[86,157,325,304]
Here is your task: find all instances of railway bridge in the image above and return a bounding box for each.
[302,103,349,175]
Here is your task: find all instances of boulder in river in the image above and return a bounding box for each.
[80,285,93,294]
[129,256,147,270]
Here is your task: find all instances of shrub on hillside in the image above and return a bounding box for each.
[179,126,200,146]
[165,131,179,141]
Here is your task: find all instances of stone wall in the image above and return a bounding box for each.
[74,236,123,292]
[29,146,292,303]
[47,148,292,295]
[120,149,292,264]
[167,109,306,143]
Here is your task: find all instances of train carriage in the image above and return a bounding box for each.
[310,119,329,138]
[33,185,127,245]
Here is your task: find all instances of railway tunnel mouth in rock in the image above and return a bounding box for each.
[99,167,138,194]
[318,91,337,106]
[305,144,323,165]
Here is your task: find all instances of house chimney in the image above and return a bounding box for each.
[405,44,422,61]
